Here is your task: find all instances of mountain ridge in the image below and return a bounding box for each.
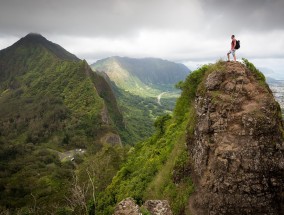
[92,56,190,84]
[91,56,190,97]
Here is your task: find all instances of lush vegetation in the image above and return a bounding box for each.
[94,61,220,215]
[113,86,178,144]
[0,34,188,214]
[0,54,106,146]
[0,34,125,213]
[242,58,268,88]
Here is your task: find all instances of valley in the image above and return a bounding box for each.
[91,56,190,143]
[0,33,190,214]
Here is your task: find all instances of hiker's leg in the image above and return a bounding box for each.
[227,52,230,61]
[232,50,236,61]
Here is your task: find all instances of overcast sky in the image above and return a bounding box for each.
[1,0,284,78]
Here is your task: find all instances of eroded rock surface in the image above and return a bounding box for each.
[144,200,173,215]
[113,198,140,215]
[113,198,173,215]
[188,61,284,215]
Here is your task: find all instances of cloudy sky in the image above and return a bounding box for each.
[1,0,284,78]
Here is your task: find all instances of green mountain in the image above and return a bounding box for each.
[96,60,284,215]
[0,33,124,212]
[91,56,190,97]
[91,57,190,143]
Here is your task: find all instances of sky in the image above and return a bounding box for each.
[0,0,284,78]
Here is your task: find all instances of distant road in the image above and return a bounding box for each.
[157,92,166,105]
[58,149,86,161]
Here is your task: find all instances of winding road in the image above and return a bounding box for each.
[157,92,166,105]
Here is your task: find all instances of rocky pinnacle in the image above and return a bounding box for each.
[188,61,284,215]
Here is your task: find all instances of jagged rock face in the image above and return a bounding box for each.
[144,200,173,215]
[113,198,140,215]
[188,62,284,215]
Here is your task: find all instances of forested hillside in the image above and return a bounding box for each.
[0,33,125,213]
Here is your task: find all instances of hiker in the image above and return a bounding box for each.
[227,35,237,61]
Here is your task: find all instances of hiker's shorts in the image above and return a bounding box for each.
[228,49,236,56]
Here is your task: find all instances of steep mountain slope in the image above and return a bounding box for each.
[0,33,124,211]
[91,56,189,96]
[97,60,284,215]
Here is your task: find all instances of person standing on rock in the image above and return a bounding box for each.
[227,35,237,61]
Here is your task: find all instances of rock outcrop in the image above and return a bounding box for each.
[113,198,173,215]
[144,200,173,215]
[113,198,140,215]
[188,61,284,214]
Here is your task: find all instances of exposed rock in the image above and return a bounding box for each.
[143,200,173,215]
[188,61,284,215]
[113,199,173,215]
[113,198,140,215]
[205,71,224,90]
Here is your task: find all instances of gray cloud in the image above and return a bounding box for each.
[0,0,284,77]
[0,0,203,37]
[203,0,284,33]
[1,0,283,38]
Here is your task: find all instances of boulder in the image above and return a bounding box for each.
[113,198,140,215]
[143,200,173,215]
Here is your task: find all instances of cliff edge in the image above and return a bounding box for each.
[188,61,284,214]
